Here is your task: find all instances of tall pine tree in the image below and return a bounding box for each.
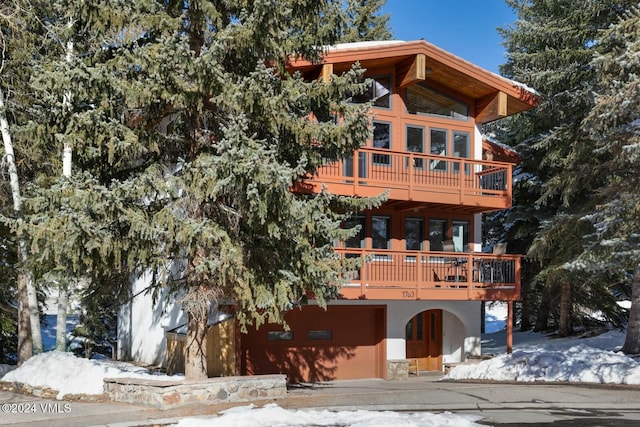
[494,0,635,334]
[576,4,640,352]
[341,0,392,42]
[20,0,384,379]
[0,0,56,362]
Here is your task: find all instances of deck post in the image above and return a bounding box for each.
[506,300,513,354]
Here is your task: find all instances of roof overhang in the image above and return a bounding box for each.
[288,40,539,123]
[482,136,522,164]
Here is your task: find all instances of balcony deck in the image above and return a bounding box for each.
[336,249,521,301]
[297,148,513,213]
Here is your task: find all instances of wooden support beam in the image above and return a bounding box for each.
[396,54,426,89]
[507,300,513,354]
[475,91,508,124]
[320,63,333,83]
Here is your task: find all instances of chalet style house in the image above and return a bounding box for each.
[118,40,538,382]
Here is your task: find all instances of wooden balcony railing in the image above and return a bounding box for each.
[336,249,521,301]
[298,148,513,211]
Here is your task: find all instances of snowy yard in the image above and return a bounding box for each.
[170,404,483,427]
[1,302,639,426]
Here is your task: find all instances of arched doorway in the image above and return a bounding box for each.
[405,309,442,371]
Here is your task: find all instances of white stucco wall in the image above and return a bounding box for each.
[117,271,186,367]
[327,299,481,366]
[383,300,481,364]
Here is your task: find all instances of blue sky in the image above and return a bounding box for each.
[382,1,516,73]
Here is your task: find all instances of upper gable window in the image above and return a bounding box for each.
[406,83,469,120]
[351,76,391,109]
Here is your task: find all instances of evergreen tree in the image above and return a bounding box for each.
[494,0,635,334]
[0,227,18,362]
[576,4,640,352]
[341,0,392,42]
[20,0,383,379]
[0,0,54,362]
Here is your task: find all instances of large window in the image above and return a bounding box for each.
[453,131,470,174]
[405,218,424,251]
[429,129,471,173]
[429,128,448,171]
[429,219,447,252]
[452,220,469,252]
[372,216,391,250]
[343,152,368,178]
[406,125,425,169]
[344,216,366,248]
[352,76,391,108]
[405,83,469,120]
[372,121,391,165]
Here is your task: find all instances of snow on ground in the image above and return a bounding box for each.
[484,301,508,334]
[170,403,483,427]
[448,330,640,384]
[0,351,183,399]
[447,301,640,384]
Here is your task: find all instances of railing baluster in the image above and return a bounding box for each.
[337,248,520,300]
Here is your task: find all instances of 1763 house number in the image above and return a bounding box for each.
[402,291,415,298]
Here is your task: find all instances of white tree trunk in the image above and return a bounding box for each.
[55,285,68,351]
[55,142,72,352]
[56,33,74,352]
[0,88,42,355]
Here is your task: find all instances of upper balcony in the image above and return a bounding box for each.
[296,148,513,214]
[336,249,521,302]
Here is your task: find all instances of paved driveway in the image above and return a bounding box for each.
[2,376,640,426]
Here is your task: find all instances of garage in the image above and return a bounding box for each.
[241,305,386,382]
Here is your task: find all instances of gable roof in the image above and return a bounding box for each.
[288,40,539,124]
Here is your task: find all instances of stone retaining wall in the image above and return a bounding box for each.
[386,359,409,380]
[104,374,287,409]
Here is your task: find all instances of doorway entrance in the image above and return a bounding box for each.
[405,309,442,371]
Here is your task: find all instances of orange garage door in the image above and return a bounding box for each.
[242,305,386,382]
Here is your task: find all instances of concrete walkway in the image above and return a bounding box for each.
[2,374,640,426]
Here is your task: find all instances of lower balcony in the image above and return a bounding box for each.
[336,249,521,301]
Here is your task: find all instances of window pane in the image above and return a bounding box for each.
[268,331,293,341]
[372,122,391,165]
[372,216,391,249]
[453,132,469,158]
[429,219,447,251]
[345,216,366,248]
[405,218,424,251]
[406,83,469,119]
[453,132,470,174]
[352,76,391,108]
[406,126,424,169]
[307,330,332,340]
[452,220,469,252]
[343,152,368,178]
[430,129,447,171]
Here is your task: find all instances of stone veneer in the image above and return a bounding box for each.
[386,359,409,380]
[104,374,287,409]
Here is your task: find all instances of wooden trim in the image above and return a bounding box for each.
[396,54,426,89]
[475,91,508,124]
[320,63,333,83]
